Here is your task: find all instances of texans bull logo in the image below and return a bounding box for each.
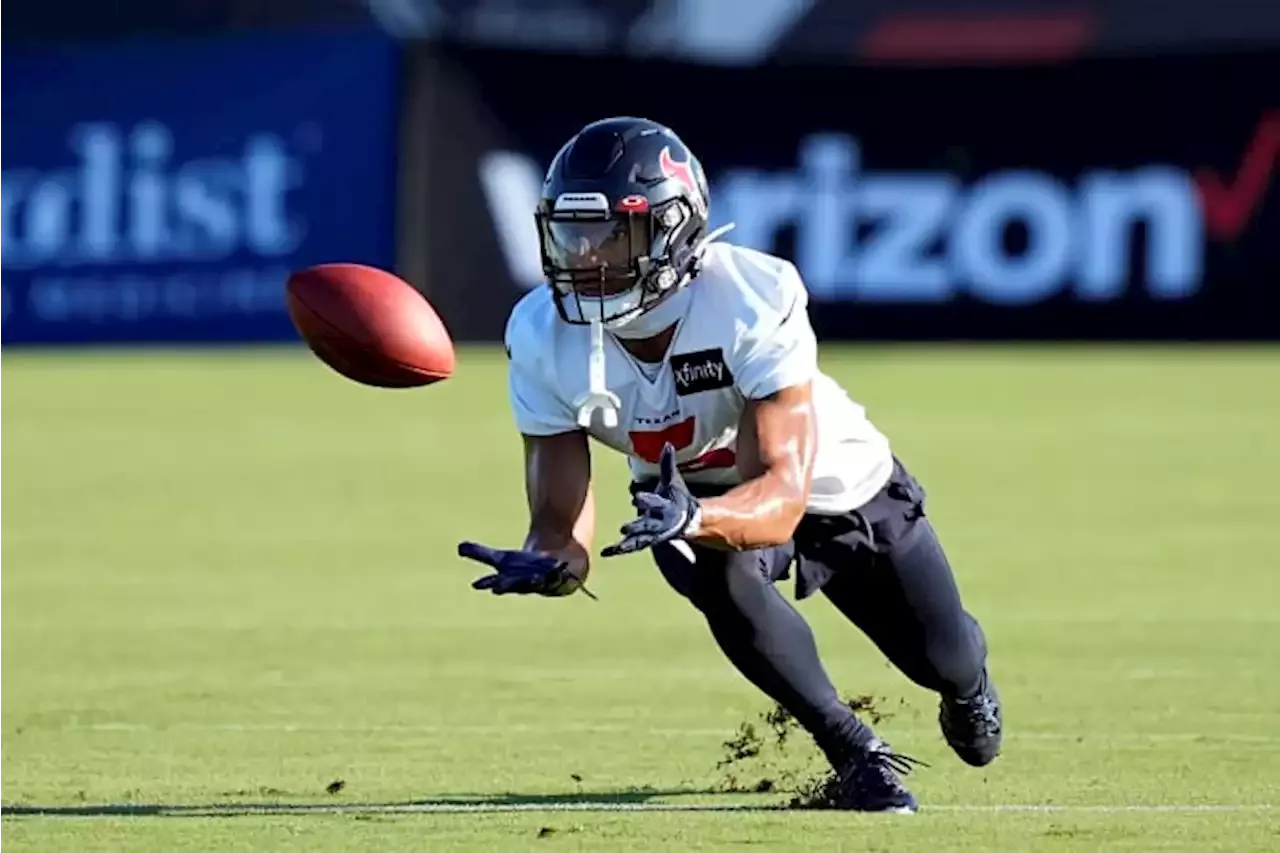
[659,146,707,215]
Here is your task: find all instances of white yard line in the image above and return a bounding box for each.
[928,804,1277,814]
[69,721,1280,744]
[253,802,1271,815]
[2,802,1275,817]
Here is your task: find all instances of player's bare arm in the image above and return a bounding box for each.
[688,382,816,551]
[521,430,595,582]
[457,431,595,597]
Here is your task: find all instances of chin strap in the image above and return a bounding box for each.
[694,222,737,259]
[671,222,736,292]
[575,318,622,428]
[572,222,736,431]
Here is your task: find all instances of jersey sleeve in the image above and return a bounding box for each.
[731,255,819,400]
[505,295,580,436]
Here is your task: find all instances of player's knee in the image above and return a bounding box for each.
[930,614,988,695]
[903,620,986,696]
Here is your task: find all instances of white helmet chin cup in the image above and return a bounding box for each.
[560,289,644,327]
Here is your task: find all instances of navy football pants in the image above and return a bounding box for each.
[642,459,988,766]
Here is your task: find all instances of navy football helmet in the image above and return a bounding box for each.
[536,117,711,327]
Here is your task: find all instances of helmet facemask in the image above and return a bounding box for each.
[537,192,699,329]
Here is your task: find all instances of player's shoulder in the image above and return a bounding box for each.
[695,242,808,330]
[504,286,560,362]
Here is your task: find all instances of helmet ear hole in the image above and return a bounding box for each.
[659,204,685,230]
[648,199,690,260]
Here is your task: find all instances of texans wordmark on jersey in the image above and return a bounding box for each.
[505,243,895,514]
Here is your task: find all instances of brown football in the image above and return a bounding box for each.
[286,263,455,388]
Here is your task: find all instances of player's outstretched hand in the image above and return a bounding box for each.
[459,542,582,597]
[601,443,700,558]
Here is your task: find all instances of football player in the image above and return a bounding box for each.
[459,117,1001,813]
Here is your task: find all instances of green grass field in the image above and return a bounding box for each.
[3,345,1279,852]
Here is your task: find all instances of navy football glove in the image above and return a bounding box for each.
[459,542,588,597]
[601,443,701,558]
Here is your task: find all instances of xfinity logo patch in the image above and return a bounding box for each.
[670,349,733,396]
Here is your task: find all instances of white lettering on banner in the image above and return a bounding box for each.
[25,268,290,323]
[479,150,546,289]
[1,121,312,325]
[483,134,1204,303]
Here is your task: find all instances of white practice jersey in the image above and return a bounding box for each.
[504,242,894,514]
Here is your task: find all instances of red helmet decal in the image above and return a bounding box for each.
[659,146,703,212]
[616,194,650,213]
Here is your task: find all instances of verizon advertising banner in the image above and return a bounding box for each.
[407,46,1278,341]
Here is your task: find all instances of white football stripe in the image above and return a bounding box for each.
[68,721,1280,744]
[2,802,1275,817]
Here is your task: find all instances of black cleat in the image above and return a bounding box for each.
[802,740,923,813]
[939,669,1003,767]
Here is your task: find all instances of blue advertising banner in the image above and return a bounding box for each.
[2,31,399,344]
